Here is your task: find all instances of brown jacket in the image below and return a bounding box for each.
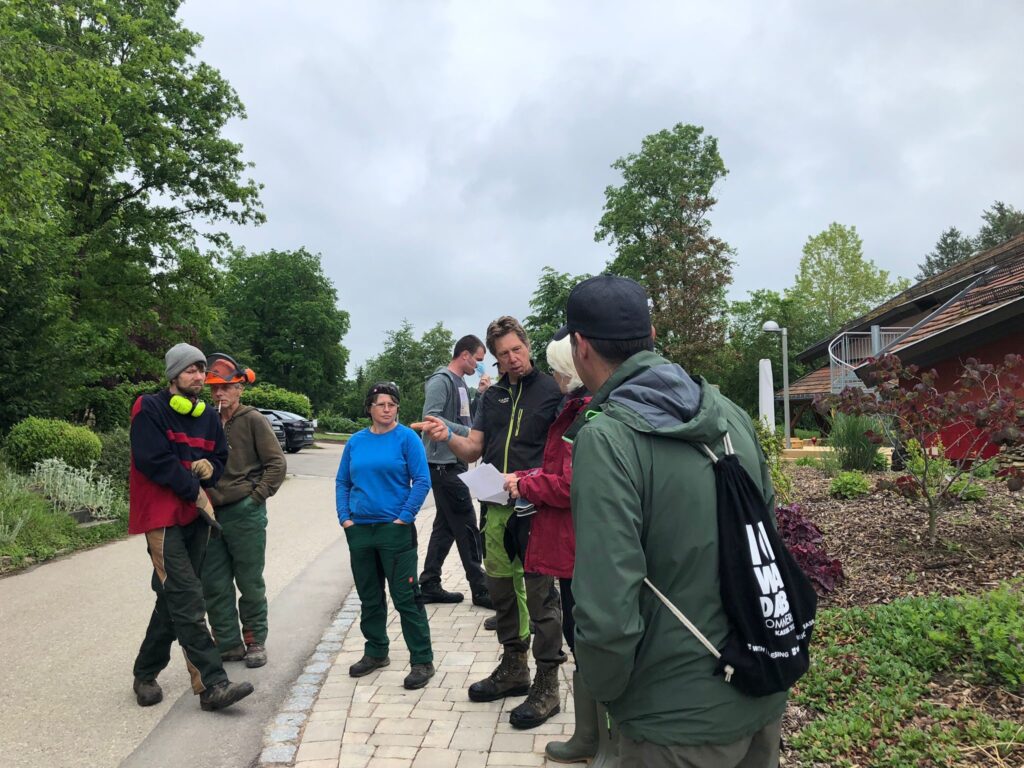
[208,405,287,507]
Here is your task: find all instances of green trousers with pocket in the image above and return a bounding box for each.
[345,521,433,664]
[201,496,268,651]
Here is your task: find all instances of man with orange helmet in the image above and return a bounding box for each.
[201,353,286,668]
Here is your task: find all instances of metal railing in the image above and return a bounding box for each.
[828,327,908,393]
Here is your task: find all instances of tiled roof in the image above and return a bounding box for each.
[775,366,831,400]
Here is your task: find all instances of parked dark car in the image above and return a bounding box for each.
[258,409,315,453]
[262,411,287,451]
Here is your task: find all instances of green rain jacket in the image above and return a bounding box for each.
[568,351,788,746]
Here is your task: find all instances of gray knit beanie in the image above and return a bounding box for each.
[165,343,206,380]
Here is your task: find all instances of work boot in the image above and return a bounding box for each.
[484,615,498,631]
[349,654,390,677]
[509,665,561,729]
[419,583,464,603]
[133,677,163,707]
[403,662,436,690]
[467,650,530,702]
[220,645,246,662]
[245,643,267,668]
[472,590,493,609]
[590,702,621,768]
[545,670,598,763]
[199,679,254,711]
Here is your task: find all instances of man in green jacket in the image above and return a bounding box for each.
[565,276,787,768]
[202,353,287,668]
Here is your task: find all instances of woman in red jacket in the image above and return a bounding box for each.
[503,331,595,764]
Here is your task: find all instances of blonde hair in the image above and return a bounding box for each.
[546,335,582,391]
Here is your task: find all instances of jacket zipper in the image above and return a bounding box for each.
[501,380,524,473]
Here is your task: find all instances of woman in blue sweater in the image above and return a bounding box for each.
[336,381,435,690]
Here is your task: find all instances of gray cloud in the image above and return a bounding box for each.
[180,0,1024,371]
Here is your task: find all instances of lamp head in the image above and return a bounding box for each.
[762,320,781,333]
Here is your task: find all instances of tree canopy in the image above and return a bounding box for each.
[596,123,733,373]
[523,267,591,371]
[917,227,976,280]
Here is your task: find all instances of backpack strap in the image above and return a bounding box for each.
[643,431,736,683]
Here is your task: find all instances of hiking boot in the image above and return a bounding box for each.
[472,591,493,609]
[199,679,254,711]
[484,615,498,631]
[220,645,246,662]
[510,665,561,729]
[468,650,530,702]
[133,677,163,707]
[349,654,390,677]
[245,643,267,668]
[545,670,598,763]
[419,584,464,604]
[403,662,436,690]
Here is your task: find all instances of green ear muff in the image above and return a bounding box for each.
[169,394,206,417]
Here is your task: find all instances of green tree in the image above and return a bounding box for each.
[917,226,976,280]
[363,321,456,425]
[789,223,910,343]
[218,249,350,411]
[523,267,592,371]
[976,201,1024,250]
[0,0,263,429]
[596,123,733,372]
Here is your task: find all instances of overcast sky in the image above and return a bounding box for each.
[179,0,1024,372]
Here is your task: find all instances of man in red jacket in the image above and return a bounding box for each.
[129,343,254,712]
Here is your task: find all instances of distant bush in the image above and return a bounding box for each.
[794,428,822,440]
[754,418,793,504]
[242,384,312,418]
[830,412,883,472]
[95,428,131,491]
[948,478,986,503]
[83,381,164,431]
[971,458,997,480]
[830,471,871,499]
[872,451,890,471]
[3,418,102,473]
[316,411,361,433]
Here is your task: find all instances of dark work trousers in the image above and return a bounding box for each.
[419,463,487,596]
[346,522,433,664]
[559,577,575,653]
[133,519,228,694]
[619,717,782,768]
[201,497,268,651]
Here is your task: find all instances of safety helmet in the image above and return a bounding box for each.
[205,352,256,386]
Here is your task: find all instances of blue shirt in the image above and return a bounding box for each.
[335,424,431,525]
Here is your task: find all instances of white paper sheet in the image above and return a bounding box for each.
[457,462,510,505]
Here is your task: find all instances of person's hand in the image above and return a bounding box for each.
[341,520,354,529]
[478,374,491,394]
[415,415,450,443]
[504,474,520,499]
[191,458,213,480]
[392,519,407,525]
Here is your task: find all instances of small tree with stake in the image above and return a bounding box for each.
[816,353,1024,546]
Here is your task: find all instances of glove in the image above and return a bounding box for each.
[195,488,222,531]
[192,459,213,480]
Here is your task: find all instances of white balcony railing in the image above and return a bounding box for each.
[828,326,908,393]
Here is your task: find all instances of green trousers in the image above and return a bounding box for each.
[201,496,268,651]
[345,522,433,664]
[134,519,227,693]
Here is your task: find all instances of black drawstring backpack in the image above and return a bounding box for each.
[645,433,817,697]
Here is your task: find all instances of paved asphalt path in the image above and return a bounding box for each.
[0,442,412,768]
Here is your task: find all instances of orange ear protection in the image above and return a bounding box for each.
[169,394,207,417]
[206,353,256,386]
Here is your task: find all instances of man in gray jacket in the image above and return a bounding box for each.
[418,335,492,607]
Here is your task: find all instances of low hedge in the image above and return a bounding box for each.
[84,382,163,431]
[242,384,312,418]
[3,417,102,473]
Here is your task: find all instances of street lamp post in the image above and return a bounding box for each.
[762,320,791,449]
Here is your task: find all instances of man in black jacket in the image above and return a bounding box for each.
[420,316,564,729]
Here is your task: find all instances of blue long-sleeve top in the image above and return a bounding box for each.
[335,424,431,525]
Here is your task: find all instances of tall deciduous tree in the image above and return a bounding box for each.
[523,267,591,372]
[789,223,909,343]
[218,249,350,411]
[0,0,263,428]
[917,227,976,280]
[363,321,456,425]
[596,123,733,372]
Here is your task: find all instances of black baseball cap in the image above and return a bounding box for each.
[558,275,652,341]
